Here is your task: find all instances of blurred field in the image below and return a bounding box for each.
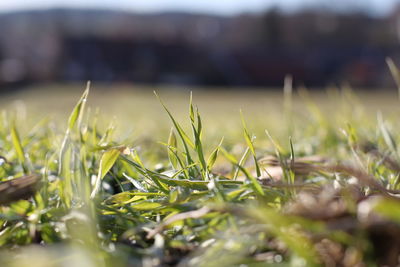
[2,84,400,142]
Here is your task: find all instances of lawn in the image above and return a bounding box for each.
[1,81,400,266]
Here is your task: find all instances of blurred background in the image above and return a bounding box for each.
[1,0,400,90]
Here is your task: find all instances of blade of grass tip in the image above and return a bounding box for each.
[188,90,206,175]
[58,83,90,174]
[283,74,293,134]
[154,91,195,166]
[278,150,294,189]
[68,81,90,131]
[377,112,398,159]
[91,107,100,145]
[90,147,122,198]
[10,120,28,174]
[266,130,294,196]
[289,136,295,164]
[98,119,116,147]
[207,137,224,172]
[233,147,250,180]
[240,110,261,177]
[167,128,179,169]
[343,123,365,169]
[189,92,206,177]
[189,91,195,124]
[265,129,284,155]
[192,107,207,179]
[386,57,400,100]
[76,81,90,131]
[288,136,295,185]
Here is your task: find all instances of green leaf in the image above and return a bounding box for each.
[191,108,207,179]
[154,92,195,169]
[121,155,170,193]
[386,58,400,100]
[67,81,90,130]
[189,91,195,123]
[207,137,224,171]
[10,121,28,174]
[91,147,122,198]
[131,201,162,211]
[220,148,264,196]
[378,113,397,155]
[288,136,295,185]
[373,197,400,223]
[241,111,261,177]
[99,148,122,179]
[58,83,90,175]
[233,147,250,180]
[105,191,164,205]
[168,128,179,169]
[169,188,179,203]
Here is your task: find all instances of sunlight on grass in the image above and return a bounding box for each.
[1,82,400,266]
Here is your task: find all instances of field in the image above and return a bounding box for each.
[2,82,400,266]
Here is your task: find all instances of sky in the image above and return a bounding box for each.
[0,0,399,16]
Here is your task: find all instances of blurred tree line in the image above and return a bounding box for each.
[1,7,400,89]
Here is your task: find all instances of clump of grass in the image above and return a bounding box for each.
[2,67,400,266]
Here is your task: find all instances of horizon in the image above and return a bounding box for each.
[0,0,399,16]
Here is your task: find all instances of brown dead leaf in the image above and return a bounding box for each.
[0,174,41,205]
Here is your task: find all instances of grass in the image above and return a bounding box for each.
[2,79,400,266]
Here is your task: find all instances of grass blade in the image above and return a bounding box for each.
[154,92,195,172]
[68,81,90,131]
[91,147,122,198]
[386,58,400,100]
[10,121,28,174]
[167,128,179,169]
[241,111,261,177]
[220,148,264,196]
[207,137,224,171]
[58,83,90,175]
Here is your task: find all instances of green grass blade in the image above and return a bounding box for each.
[386,58,400,100]
[91,147,122,198]
[207,137,224,171]
[58,84,90,175]
[191,108,207,179]
[10,121,28,174]
[120,155,170,193]
[220,148,264,195]
[68,81,90,131]
[378,112,397,155]
[167,128,179,169]
[154,92,195,169]
[233,147,250,180]
[241,111,261,177]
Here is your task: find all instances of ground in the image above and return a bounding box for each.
[1,84,400,266]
